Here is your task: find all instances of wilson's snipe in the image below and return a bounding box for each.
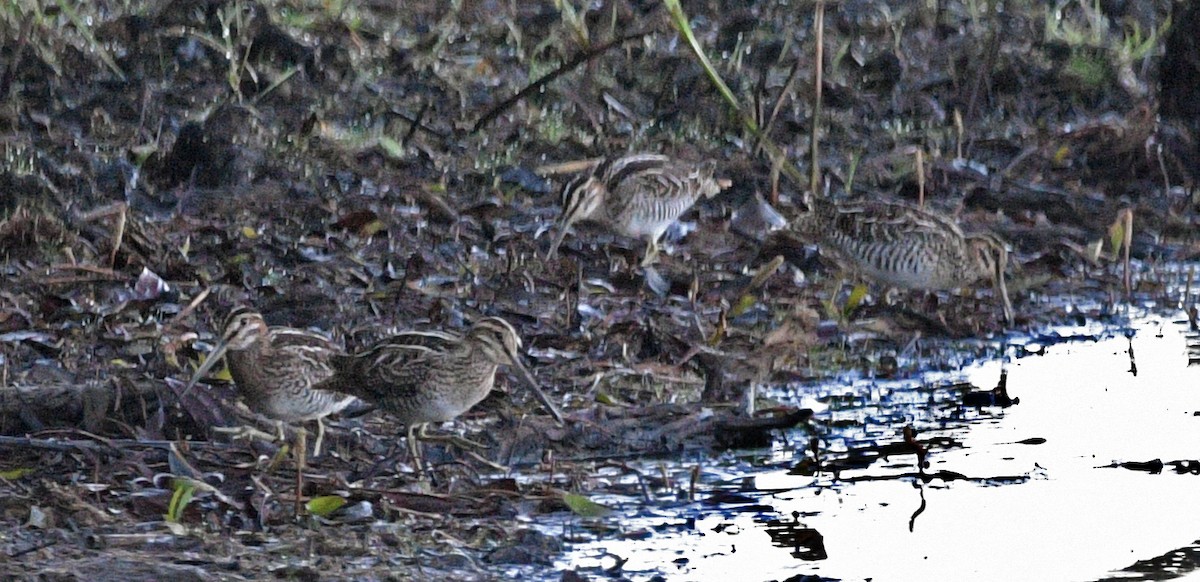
[790,197,1014,323]
[187,307,358,512]
[311,317,564,473]
[546,153,729,266]
[188,307,358,452]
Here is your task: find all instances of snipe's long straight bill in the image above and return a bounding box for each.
[511,358,565,424]
[183,338,231,396]
[546,219,572,260]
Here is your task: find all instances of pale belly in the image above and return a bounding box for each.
[415,372,495,424]
[613,216,672,240]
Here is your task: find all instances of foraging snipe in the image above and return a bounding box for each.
[790,196,1014,323]
[546,153,729,266]
[311,317,564,472]
[187,307,358,455]
[187,306,359,513]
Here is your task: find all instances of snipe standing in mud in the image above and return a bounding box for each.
[310,317,564,474]
[187,306,358,511]
[546,153,730,266]
[789,195,1014,323]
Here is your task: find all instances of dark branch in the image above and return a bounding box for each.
[470,31,652,134]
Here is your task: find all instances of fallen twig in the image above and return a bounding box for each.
[0,435,241,454]
[471,31,650,134]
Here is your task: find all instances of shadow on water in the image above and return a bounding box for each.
[553,308,1200,581]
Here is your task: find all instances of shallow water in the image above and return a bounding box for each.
[554,310,1200,581]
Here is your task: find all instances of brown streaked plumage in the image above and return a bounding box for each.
[312,316,564,473]
[188,307,358,450]
[547,153,729,266]
[187,307,359,513]
[790,196,1014,323]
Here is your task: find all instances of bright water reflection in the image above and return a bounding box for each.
[559,312,1200,581]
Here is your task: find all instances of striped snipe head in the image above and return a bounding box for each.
[218,307,270,349]
[464,316,526,368]
[965,233,1014,323]
[464,317,564,423]
[187,307,268,389]
[965,233,1009,282]
[547,169,612,259]
[546,153,726,262]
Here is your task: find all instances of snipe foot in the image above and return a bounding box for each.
[213,423,283,444]
[405,423,488,476]
[214,422,307,517]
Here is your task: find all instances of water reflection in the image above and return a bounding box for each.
[557,313,1200,581]
[762,512,827,560]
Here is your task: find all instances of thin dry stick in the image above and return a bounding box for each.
[78,202,128,269]
[1154,141,1171,193]
[916,148,925,207]
[167,286,213,328]
[954,109,964,160]
[471,31,650,133]
[294,429,306,518]
[1122,209,1133,298]
[1186,265,1194,306]
[536,157,606,176]
[400,99,429,147]
[769,153,784,205]
[963,6,1001,154]
[0,435,241,453]
[1186,267,1198,331]
[809,0,825,195]
[109,205,125,268]
[48,263,123,278]
[757,53,804,157]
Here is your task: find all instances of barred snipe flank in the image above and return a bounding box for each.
[790,197,1014,323]
[547,153,729,266]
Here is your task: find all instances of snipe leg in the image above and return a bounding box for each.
[406,423,426,476]
[312,418,326,458]
[213,422,306,517]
